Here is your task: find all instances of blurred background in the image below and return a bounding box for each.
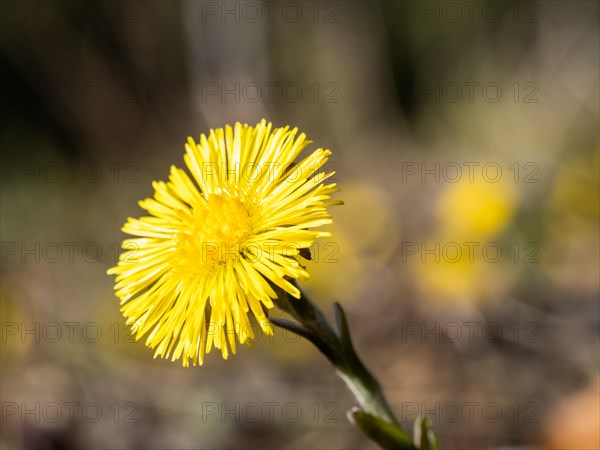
[1,1,598,449]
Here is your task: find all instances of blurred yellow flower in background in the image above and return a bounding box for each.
[414,177,519,303]
[436,177,519,239]
[413,245,516,304]
[108,120,340,366]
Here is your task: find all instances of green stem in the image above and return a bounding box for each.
[270,283,417,449]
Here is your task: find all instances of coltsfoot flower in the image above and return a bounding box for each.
[108,120,340,366]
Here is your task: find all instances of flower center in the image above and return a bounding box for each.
[198,194,252,246]
[178,193,253,269]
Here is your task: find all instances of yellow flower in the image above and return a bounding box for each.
[107,120,340,366]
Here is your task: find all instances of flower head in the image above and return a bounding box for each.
[108,120,340,366]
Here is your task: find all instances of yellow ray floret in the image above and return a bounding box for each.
[107,120,341,366]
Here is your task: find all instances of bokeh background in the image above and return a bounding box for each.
[1,1,599,449]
